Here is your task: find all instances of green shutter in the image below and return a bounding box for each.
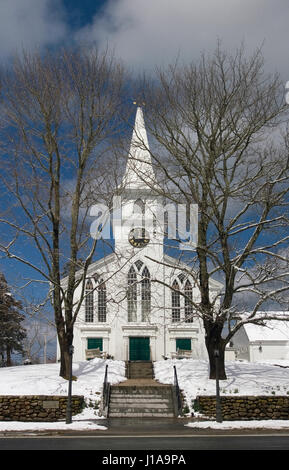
[129,337,150,361]
[87,338,103,351]
[176,338,191,351]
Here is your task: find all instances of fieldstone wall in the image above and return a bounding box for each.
[195,395,289,420]
[0,395,84,422]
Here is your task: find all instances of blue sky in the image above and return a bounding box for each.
[0,0,289,314]
[62,0,106,29]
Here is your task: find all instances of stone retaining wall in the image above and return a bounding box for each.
[195,395,289,420]
[0,395,84,422]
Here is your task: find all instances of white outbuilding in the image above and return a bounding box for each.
[231,317,289,363]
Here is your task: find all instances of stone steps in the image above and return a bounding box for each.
[111,387,172,395]
[110,398,172,405]
[126,361,153,379]
[110,396,171,402]
[107,361,176,418]
[109,410,174,418]
[108,384,175,418]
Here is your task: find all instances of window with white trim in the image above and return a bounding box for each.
[98,280,107,322]
[141,266,151,321]
[128,265,137,322]
[184,280,194,323]
[172,280,181,322]
[85,279,94,323]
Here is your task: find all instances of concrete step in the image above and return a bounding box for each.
[111,387,172,397]
[128,373,153,377]
[129,364,153,369]
[127,361,154,379]
[110,401,172,408]
[110,395,171,403]
[110,404,173,411]
[110,392,170,397]
[108,379,176,418]
[109,411,175,417]
[111,386,172,394]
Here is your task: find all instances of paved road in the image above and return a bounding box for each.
[1,418,289,451]
[1,434,289,450]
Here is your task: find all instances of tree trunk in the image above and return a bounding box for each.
[58,329,73,379]
[60,349,70,380]
[205,325,227,380]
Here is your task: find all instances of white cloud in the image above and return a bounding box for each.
[76,0,289,77]
[0,0,67,59]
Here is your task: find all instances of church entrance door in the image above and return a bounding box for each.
[129,337,150,361]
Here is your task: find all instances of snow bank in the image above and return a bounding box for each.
[154,358,289,418]
[0,358,126,431]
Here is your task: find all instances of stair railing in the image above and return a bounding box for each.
[173,365,183,416]
[101,364,110,417]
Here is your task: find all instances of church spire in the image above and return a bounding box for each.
[121,106,156,191]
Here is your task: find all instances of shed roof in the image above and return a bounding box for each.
[244,319,289,342]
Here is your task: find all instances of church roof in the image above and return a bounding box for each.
[120,107,157,192]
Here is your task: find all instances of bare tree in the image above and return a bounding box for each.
[141,45,289,378]
[0,47,129,377]
[22,320,56,364]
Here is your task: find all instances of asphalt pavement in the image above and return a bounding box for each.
[1,418,289,451]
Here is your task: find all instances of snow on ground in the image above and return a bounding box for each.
[154,358,289,430]
[1,358,289,431]
[154,359,289,402]
[0,358,126,432]
[0,358,126,398]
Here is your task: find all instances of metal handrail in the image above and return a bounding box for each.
[102,364,110,417]
[173,365,183,416]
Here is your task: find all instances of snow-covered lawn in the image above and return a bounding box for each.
[154,359,289,404]
[0,358,126,432]
[0,358,126,397]
[1,358,289,431]
[154,358,289,430]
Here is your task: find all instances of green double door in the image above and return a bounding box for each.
[129,337,150,361]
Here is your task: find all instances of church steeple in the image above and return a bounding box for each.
[114,106,164,258]
[121,107,156,192]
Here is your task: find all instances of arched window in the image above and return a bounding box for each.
[98,280,107,322]
[133,199,145,215]
[135,260,144,271]
[141,266,151,321]
[133,198,145,228]
[184,280,193,323]
[85,279,94,323]
[128,266,137,322]
[172,280,180,323]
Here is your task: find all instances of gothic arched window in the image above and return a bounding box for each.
[85,278,94,323]
[98,280,107,322]
[128,265,137,322]
[172,280,181,323]
[184,280,194,323]
[141,266,151,321]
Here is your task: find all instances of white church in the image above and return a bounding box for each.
[58,107,223,363]
[57,107,289,365]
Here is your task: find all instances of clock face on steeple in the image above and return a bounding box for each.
[128,227,150,248]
